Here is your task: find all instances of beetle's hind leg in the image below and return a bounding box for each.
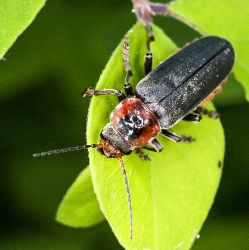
[183,107,219,121]
[193,81,225,119]
[182,113,202,122]
[144,24,155,75]
[195,106,220,119]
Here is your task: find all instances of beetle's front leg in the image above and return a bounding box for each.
[144,24,155,75]
[83,88,126,102]
[122,37,135,96]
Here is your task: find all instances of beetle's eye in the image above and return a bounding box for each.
[145,118,154,126]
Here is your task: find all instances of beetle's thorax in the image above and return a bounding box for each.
[98,97,161,158]
[111,97,160,147]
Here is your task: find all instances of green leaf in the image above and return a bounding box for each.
[0,0,46,59]
[56,166,104,227]
[169,0,249,101]
[86,22,224,249]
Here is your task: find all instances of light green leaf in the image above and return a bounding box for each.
[86,22,224,249]
[56,166,104,227]
[169,0,249,101]
[0,0,46,58]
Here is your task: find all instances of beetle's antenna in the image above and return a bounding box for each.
[117,156,133,239]
[33,144,98,157]
[34,143,133,238]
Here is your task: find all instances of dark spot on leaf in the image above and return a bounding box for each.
[218,160,222,168]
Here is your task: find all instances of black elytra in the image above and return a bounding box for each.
[135,36,235,128]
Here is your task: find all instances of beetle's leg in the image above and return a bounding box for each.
[83,37,135,102]
[134,148,151,161]
[181,136,195,143]
[194,83,223,119]
[161,129,182,142]
[161,129,195,143]
[149,137,163,151]
[135,141,163,160]
[182,113,202,122]
[144,24,155,75]
[123,38,134,96]
[195,106,220,119]
[134,142,165,160]
[83,88,126,102]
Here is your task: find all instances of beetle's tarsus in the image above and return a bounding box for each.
[180,136,196,143]
[134,148,151,161]
[196,106,220,119]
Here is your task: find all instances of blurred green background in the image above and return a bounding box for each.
[0,0,249,249]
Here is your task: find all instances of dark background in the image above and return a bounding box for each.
[0,0,248,249]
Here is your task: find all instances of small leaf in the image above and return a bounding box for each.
[169,0,249,101]
[56,167,104,227]
[87,22,224,249]
[0,0,46,58]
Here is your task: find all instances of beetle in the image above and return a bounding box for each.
[34,32,235,239]
[84,35,235,153]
